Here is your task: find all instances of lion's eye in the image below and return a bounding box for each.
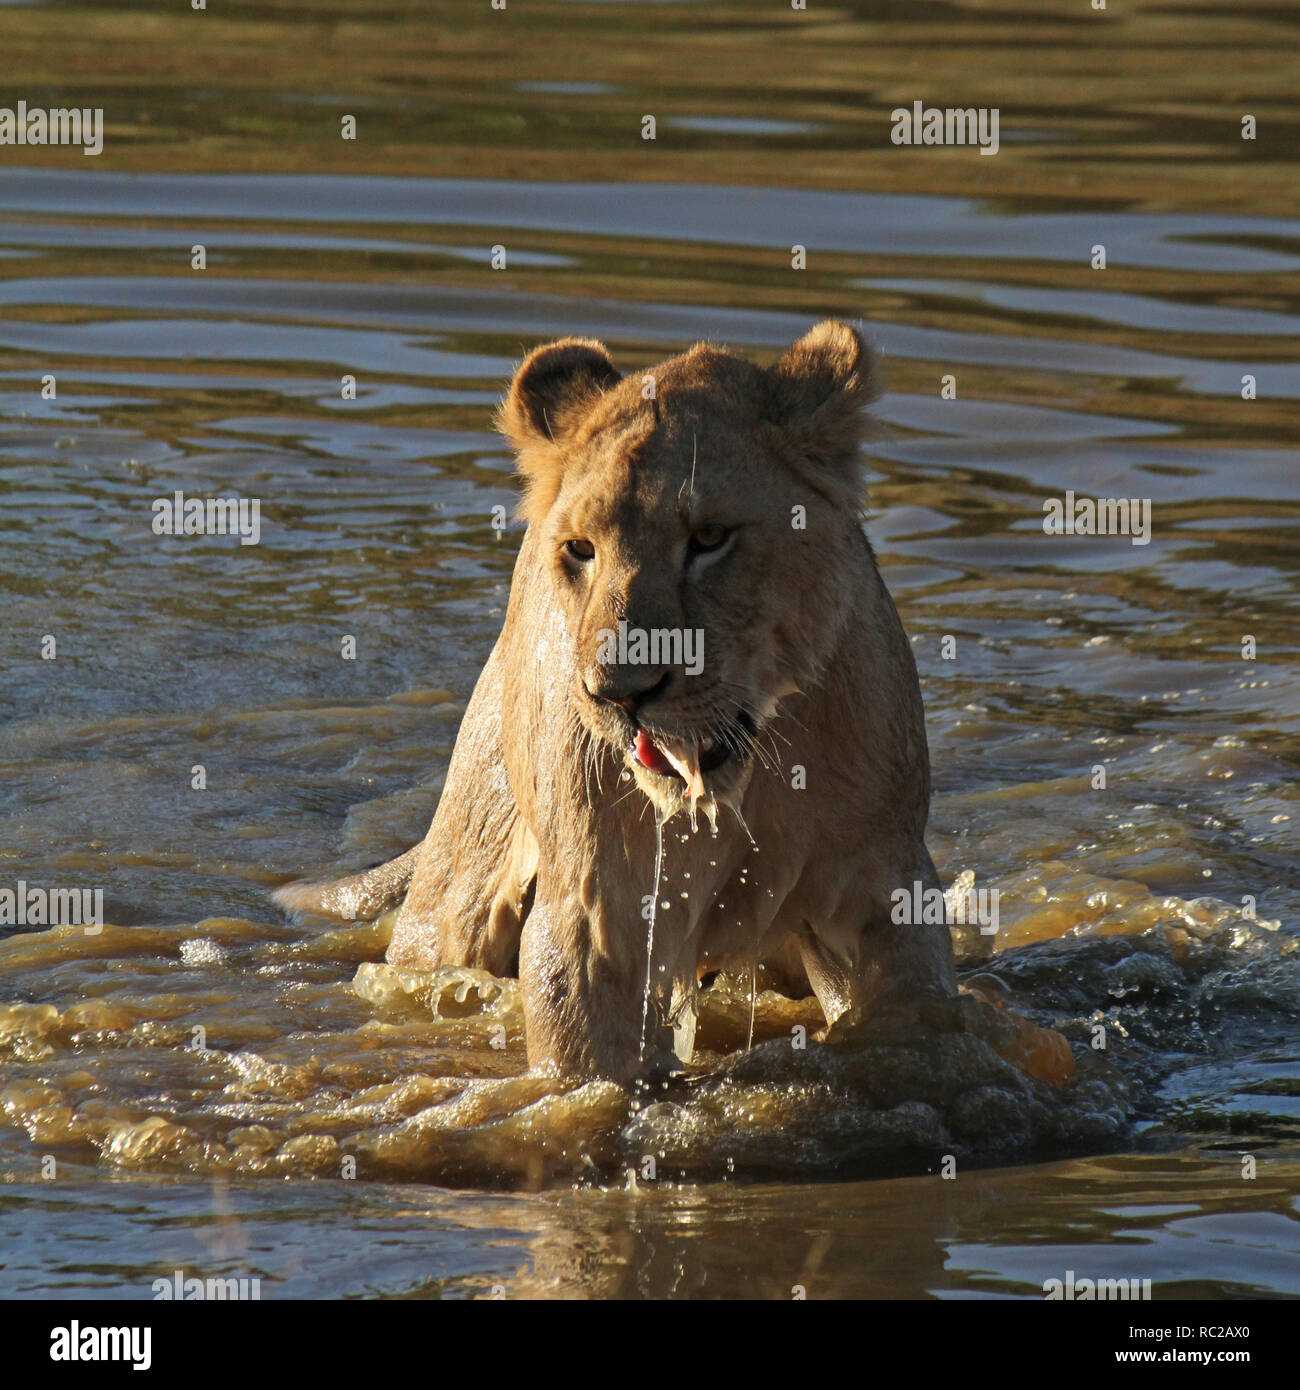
[563,538,596,562]
[688,525,731,556]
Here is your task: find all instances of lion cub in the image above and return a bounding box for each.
[276,321,955,1079]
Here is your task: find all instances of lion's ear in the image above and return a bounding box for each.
[765,320,879,499]
[498,338,621,523]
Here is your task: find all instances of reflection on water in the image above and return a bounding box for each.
[1,0,1297,1297]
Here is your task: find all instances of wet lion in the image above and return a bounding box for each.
[275,321,955,1080]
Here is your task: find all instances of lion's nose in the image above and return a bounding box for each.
[584,669,670,714]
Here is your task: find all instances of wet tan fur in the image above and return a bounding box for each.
[275,322,955,1079]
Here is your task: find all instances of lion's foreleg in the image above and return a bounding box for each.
[517,892,676,1081]
[800,847,956,1029]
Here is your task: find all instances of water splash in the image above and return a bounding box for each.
[746,956,757,1053]
[638,812,667,1064]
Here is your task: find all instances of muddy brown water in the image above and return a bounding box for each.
[1,0,1297,1298]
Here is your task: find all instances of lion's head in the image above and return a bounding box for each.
[498,320,880,820]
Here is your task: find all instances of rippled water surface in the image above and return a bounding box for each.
[1,0,1297,1298]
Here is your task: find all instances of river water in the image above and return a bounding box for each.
[1,0,1297,1298]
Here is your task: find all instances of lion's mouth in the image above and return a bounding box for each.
[630,711,756,796]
